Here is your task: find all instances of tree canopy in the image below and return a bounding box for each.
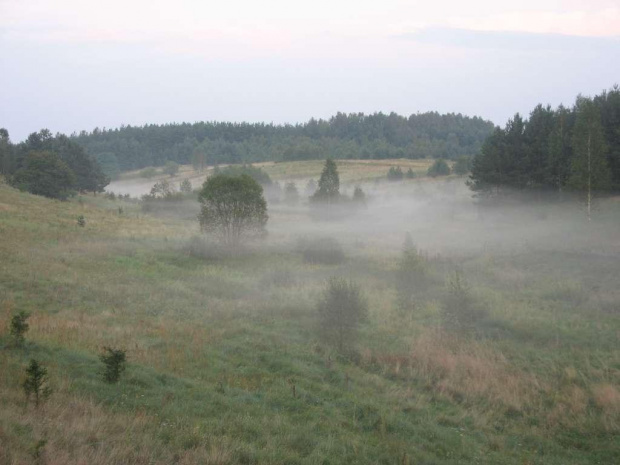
[469,86,620,197]
[70,112,494,172]
[13,151,76,200]
[198,174,268,247]
[1,128,109,197]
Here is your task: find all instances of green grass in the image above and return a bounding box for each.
[0,180,619,464]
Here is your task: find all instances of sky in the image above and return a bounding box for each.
[1,0,619,141]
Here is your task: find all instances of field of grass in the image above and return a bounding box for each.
[108,159,437,197]
[1,173,619,465]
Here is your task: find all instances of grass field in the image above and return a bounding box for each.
[1,169,619,465]
[108,159,436,197]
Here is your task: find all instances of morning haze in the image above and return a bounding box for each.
[0,1,619,464]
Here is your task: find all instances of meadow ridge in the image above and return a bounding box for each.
[1,166,619,464]
[108,159,437,197]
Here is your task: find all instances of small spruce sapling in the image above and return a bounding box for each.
[23,359,52,407]
[10,311,30,346]
[100,347,127,383]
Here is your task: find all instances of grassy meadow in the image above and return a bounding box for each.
[1,167,619,464]
[108,159,436,197]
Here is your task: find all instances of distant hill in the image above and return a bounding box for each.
[72,112,495,176]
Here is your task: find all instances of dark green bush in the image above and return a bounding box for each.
[100,347,127,383]
[10,311,30,346]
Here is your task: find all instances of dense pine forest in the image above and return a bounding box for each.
[469,86,620,197]
[70,112,494,176]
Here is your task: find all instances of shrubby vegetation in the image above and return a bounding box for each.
[427,158,451,177]
[9,311,30,347]
[99,347,127,384]
[23,359,52,407]
[316,277,367,351]
[387,166,404,181]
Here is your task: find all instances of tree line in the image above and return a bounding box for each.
[71,112,494,176]
[469,86,620,211]
[0,129,109,199]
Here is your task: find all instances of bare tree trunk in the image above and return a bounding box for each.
[587,131,592,222]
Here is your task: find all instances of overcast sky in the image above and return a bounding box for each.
[1,0,619,141]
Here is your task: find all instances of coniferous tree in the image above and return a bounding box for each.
[311,159,340,205]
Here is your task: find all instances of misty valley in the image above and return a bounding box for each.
[1,87,619,464]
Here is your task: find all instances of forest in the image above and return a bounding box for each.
[469,86,620,197]
[71,112,494,177]
[0,129,109,199]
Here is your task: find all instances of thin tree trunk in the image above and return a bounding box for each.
[587,131,591,222]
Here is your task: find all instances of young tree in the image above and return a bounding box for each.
[148,179,176,199]
[100,347,127,383]
[427,159,451,177]
[9,311,30,346]
[311,159,340,205]
[352,186,366,206]
[12,151,76,200]
[198,174,268,247]
[406,168,416,179]
[23,359,52,407]
[569,97,610,220]
[317,277,367,351]
[387,166,404,181]
[180,178,193,193]
[441,270,486,333]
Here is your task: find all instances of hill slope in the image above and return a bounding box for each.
[1,180,619,464]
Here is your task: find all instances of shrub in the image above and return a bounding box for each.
[406,168,416,179]
[352,186,366,206]
[317,277,368,351]
[427,159,451,177]
[396,236,427,310]
[23,359,52,407]
[299,236,346,265]
[140,167,157,179]
[77,215,86,227]
[100,347,127,383]
[441,270,487,333]
[180,178,193,193]
[387,166,404,181]
[10,311,30,346]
